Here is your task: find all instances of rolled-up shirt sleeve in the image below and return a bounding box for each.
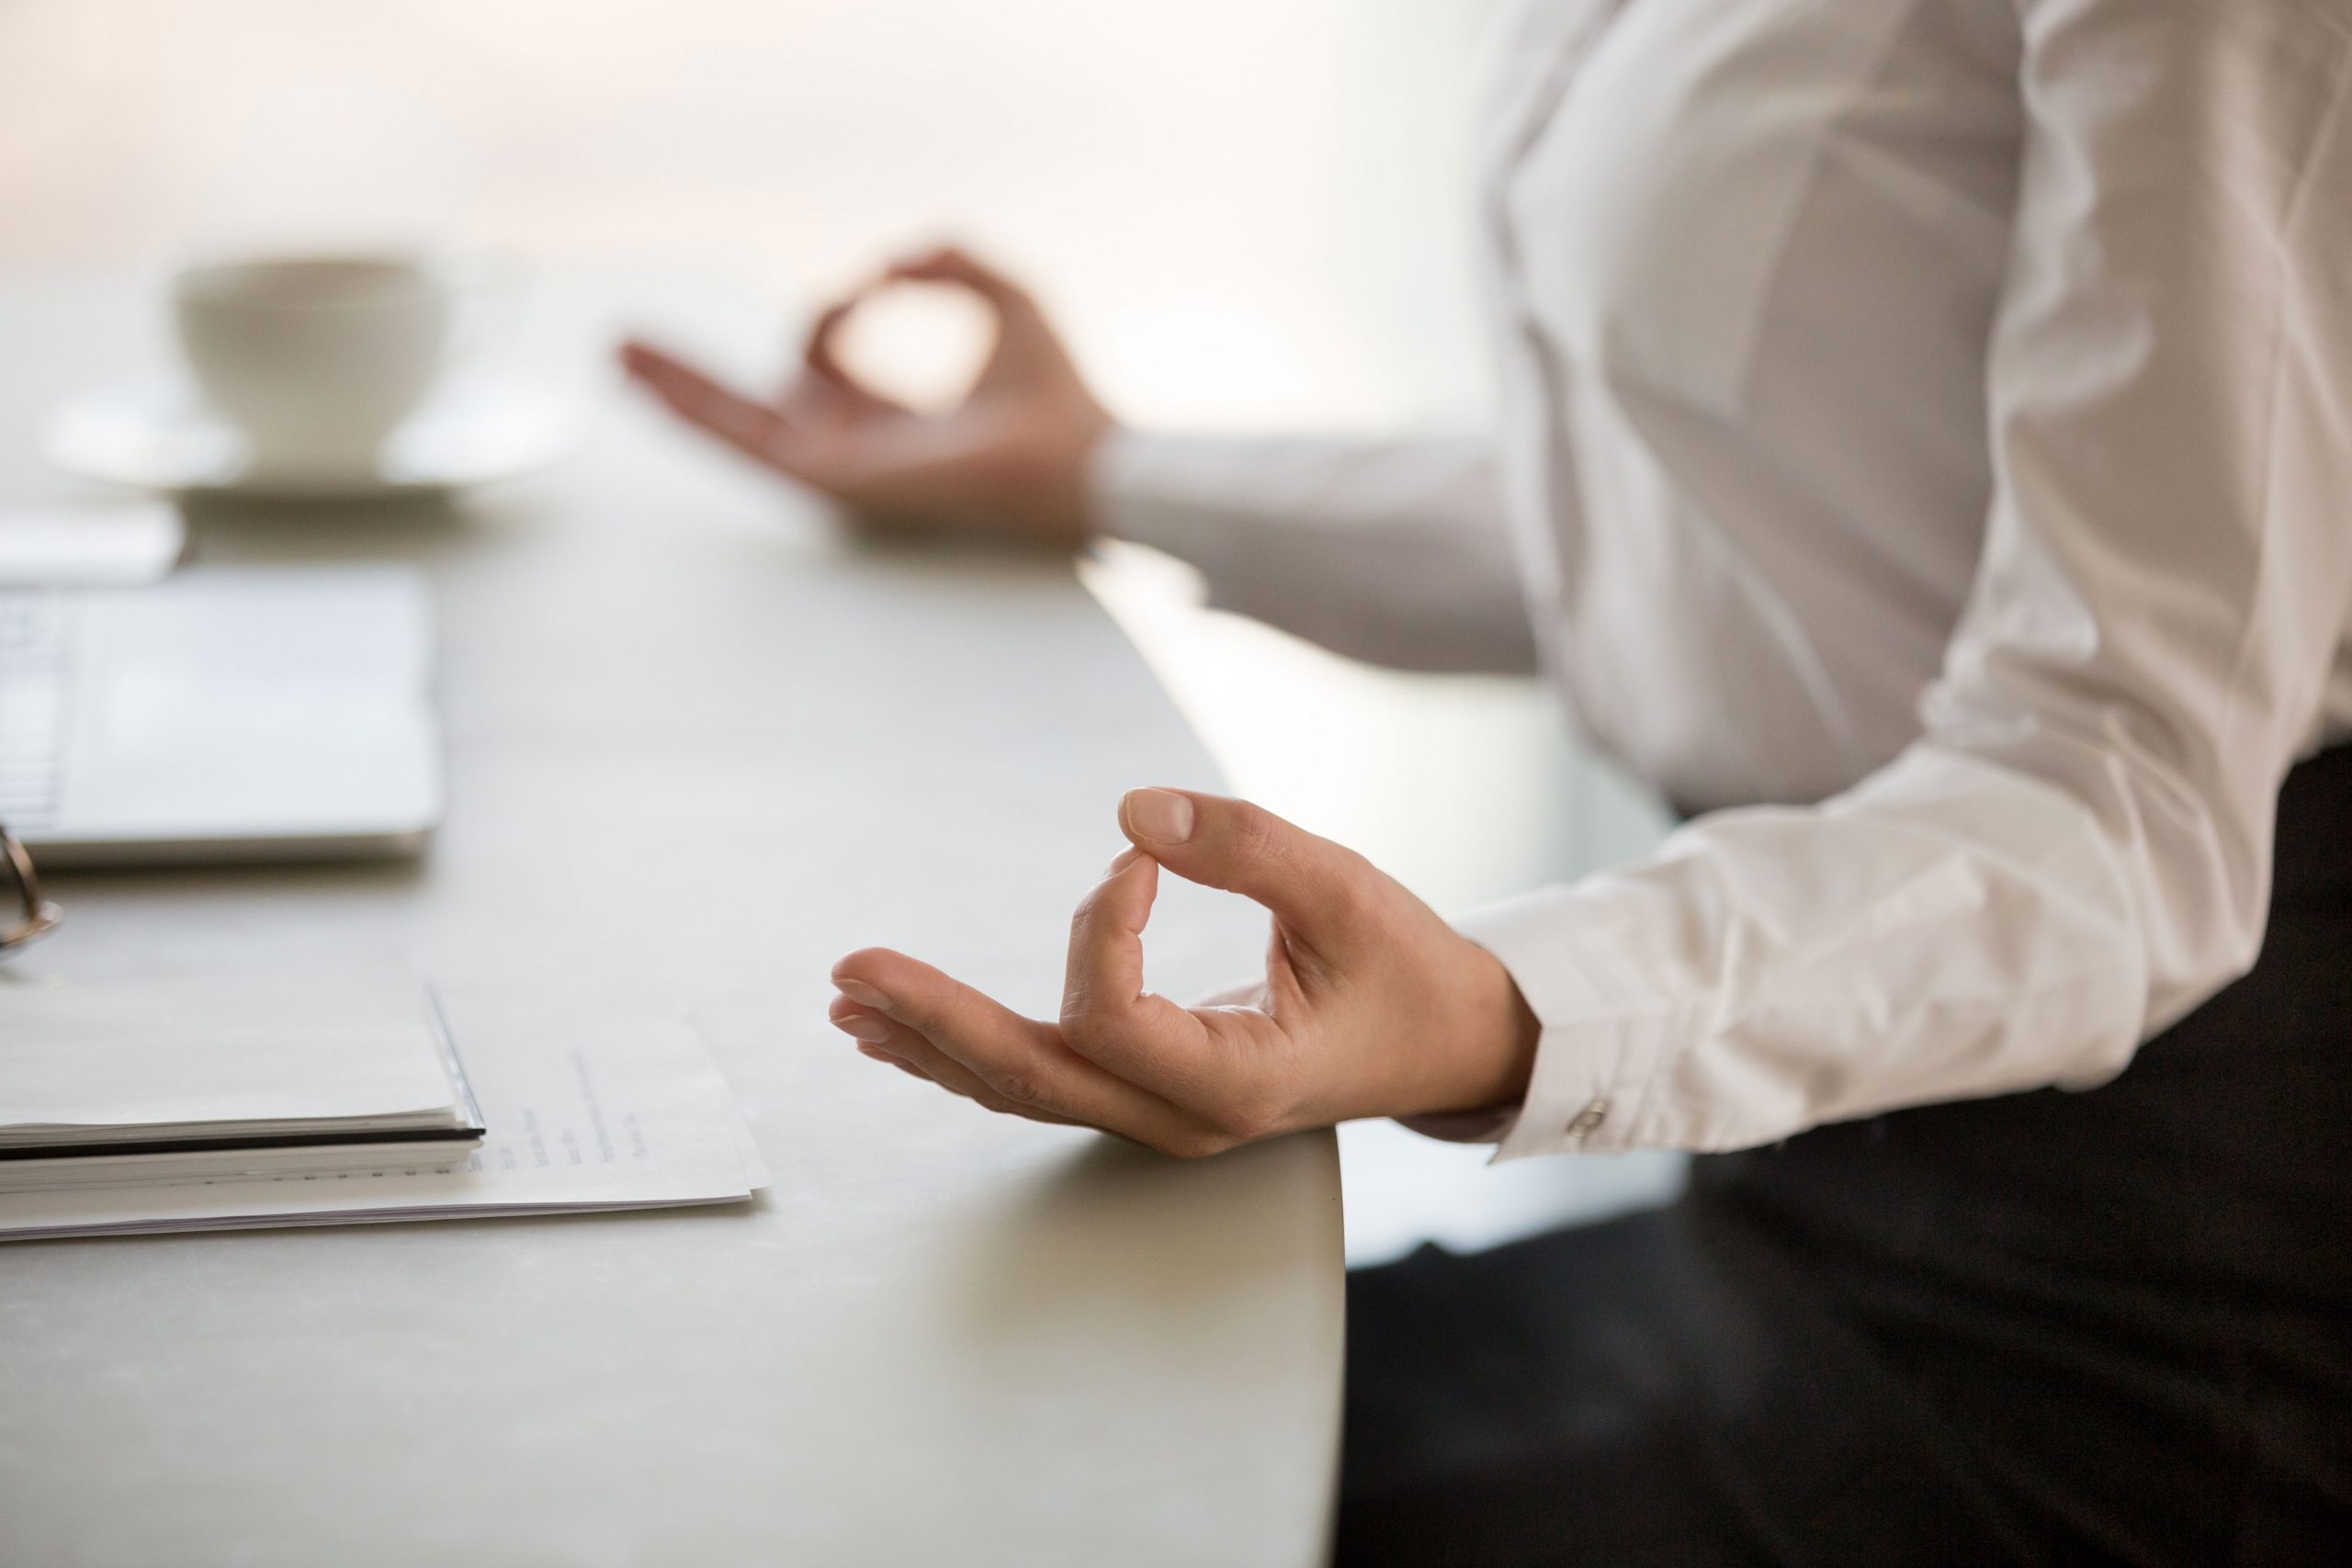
[1463,0,2352,1157]
[1090,430,1539,675]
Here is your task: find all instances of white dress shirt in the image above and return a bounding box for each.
[1094,0,2352,1156]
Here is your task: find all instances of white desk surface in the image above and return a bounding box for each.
[0,277,1345,1567]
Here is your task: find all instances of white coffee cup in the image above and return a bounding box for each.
[173,253,452,474]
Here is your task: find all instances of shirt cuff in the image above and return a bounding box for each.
[1087,429,1229,568]
[1452,887,1683,1160]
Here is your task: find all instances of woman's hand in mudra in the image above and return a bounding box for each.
[620,244,1113,547]
[827,790,1540,1156]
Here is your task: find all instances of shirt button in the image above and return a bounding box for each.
[1566,1100,1610,1139]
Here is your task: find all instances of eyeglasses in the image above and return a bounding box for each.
[1,821,62,954]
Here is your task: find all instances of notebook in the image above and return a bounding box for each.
[0,967,484,1194]
[0,981,769,1241]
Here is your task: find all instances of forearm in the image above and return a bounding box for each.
[1442,0,2352,1161]
[1091,430,1538,676]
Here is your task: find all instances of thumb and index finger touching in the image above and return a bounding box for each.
[883,243,1040,321]
[622,242,1044,440]
[1068,787,1371,1043]
[1052,789,1366,1128]
[795,244,1041,378]
[1059,790,1357,1055]
[1116,787,1370,940]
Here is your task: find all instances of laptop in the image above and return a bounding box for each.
[0,566,441,866]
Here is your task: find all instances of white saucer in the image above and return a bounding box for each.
[43,369,587,498]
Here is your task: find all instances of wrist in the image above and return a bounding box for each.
[1061,405,1118,545]
[1008,407,1116,548]
[1415,940,1540,1120]
[1471,945,1543,1111]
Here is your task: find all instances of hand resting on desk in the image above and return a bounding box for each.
[628,246,1538,1154]
[826,789,1540,1157]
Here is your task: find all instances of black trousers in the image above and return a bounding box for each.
[1336,747,2352,1566]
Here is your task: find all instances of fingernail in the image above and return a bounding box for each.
[1104,845,1144,876]
[831,1010,893,1043]
[835,978,892,1011]
[1124,788,1194,845]
[854,1043,901,1063]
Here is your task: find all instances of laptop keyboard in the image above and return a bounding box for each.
[0,591,73,836]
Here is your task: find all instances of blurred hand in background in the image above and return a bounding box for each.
[621,244,1113,546]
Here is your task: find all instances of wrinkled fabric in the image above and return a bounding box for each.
[1336,744,2352,1563]
[1095,0,2352,1157]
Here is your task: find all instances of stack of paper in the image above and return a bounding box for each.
[2,969,484,1193]
[0,974,767,1241]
